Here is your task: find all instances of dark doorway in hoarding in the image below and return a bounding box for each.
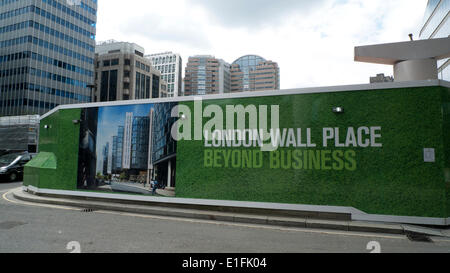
[77,108,98,190]
[153,155,176,190]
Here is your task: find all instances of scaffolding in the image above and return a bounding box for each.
[0,115,39,153]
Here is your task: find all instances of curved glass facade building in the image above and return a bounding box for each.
[420,0,449,80]
[0,0,97,116]
[231,55,280,92]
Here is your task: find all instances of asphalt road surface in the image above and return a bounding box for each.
[1,186,450,253]
[0,181,22,193]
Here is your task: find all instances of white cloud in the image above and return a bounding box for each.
[96,0,428,89]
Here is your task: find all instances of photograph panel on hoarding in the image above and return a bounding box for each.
[76,102,178,196]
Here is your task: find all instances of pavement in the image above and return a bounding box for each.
[9,187,450,238]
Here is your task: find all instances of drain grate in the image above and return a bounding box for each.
[80,208,96,213]
[406,232,433,243]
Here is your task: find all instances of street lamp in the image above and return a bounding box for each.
[86,84,96,102]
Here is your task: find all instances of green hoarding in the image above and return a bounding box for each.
[24,83,450,219]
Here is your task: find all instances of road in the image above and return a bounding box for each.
[1,183,450,253]
[0,181,22,193]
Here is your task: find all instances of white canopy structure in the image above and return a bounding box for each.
[355,37,450,82]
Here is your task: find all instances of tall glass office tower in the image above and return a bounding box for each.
[420,0,449,81]
[0,0,97,116]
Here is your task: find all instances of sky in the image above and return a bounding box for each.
[95,0,428,89]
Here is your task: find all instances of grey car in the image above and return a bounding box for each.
[0,152,32,182]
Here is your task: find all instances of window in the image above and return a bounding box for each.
[111,59,119,66]
[103,60,110,66]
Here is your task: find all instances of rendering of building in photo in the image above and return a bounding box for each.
[146,52,183,98]
[81,103,177,192]
[0,0,97,116]
[102,142,109,175]
[420,0,449,81]
[111,126,124,174]
[230,55,280,92]
[130,114,150,171]
[149,102,177,189]
[94,41,167,102]
[184,55,231,96]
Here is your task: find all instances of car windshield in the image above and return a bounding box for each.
[0,154,21,165]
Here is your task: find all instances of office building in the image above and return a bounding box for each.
[370,73,394,83]
[184,55,231,96]
[0,0,97,116]
[146,52,182,98]
[94,41,167,102]
[420,0,449,80]
[230,55,280,92]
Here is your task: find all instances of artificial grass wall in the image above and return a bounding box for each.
[23,109,81,190]
[175,86,450,218]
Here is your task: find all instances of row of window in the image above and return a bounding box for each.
[231,76,275,82]
[0,98,60,110]
[33,5,96,39]
[0,20,94,52]
[1,82,91,102]
[0,0,20,5]
[30,20,94,52]
[249,72,278,76]
[41,0,96,25]
[0,4,31,20]
[151,55,178,65]
[0,65,90,88]
[28,82,91,101]
[161,74,175,84]
[30,67,89,88]
[0,35,94,64]
[156,64,176,74]
[0,6,95,40]
[420,0,449,39]
[135,72,152,100]
[1,0,97,17]
[102,59,120,67]
[136,61,151,73]
[0,51,93,77]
